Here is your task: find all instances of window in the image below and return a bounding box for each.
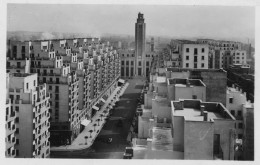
[138,61,141,66]
[229,97,233,104]
[26,83,29,90]
[194,48,198,55]
[15,106,19,112]
[238,134,243,139]
[194,63,197,68]
[49,86,52,90]
[131,61,134,65]
[202,48,205,53]
[194,56,197,62]
[121,61,124,65]
[237,110,242,116]
[238,123,243,129]
[192,95,197,99]
[146,61,149,66]
[126,61,129,65]
[201,63,204,68]
[186,48,189,53]
[34,80,36,86]
[201,56,204,60]
[186,56,189,60]
[186,63,189,68]
[230,110,235,116]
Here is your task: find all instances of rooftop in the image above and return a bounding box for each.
[152,127,173,151]
[171,99,235,121]
[11,73,35,78]
[166,67,226,73]
[168,78,206,87]
[156,76,166,83]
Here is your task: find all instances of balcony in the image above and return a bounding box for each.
[12,124,16,130]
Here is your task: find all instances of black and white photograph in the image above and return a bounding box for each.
[2,0,259,163]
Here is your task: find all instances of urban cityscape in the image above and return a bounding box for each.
[5,4,255,161]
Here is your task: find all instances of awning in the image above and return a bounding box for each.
[92,105,99,111]
[99,100,105,106]
[118,79,125,84]
[100,98,106,103]
[81,119,91,127]
[102,94,108,101]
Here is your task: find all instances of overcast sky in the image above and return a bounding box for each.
[7,4,255,41]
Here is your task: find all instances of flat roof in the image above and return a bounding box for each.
[174,108,224,121]
[172,100,235,121]
[152,127,173,151]
[168,78,205,87]
[156,76,166,83]
[166,67,226,73]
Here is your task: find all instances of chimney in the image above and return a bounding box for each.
[203,111,208,121]
[200,105,205,116]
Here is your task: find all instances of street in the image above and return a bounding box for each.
[50,78,145,159]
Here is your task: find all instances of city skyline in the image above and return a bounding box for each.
[7,4,255,43]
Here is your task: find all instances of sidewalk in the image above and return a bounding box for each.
[51,82,129,152]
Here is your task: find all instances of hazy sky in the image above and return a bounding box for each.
[7,4,255,40]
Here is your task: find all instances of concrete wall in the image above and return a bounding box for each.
[173,116,184,152]
[243,106,254,160]
[151,99,171,121]
[144,92,153,109]
[200,71,227,106]
[214,119,235,160]
[175,86,206,101]
[18,104,33,158]
[59,85,69,122]
[184,121,214,160]
[138,117,150,138]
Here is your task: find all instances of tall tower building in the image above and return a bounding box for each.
[135,12,146,76]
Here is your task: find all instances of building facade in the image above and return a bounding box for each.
[7,73,51,158]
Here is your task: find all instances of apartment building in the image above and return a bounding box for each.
[7,73,50,158]
[165,68,227,106]
[197,39,242,51]
[171,99,236,160]
[226,86,254,160]
[7,37,121,147]
[6,73,16,158]
[181,44,209,69]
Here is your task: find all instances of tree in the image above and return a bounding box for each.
[89,130,93,138]
[100,114,104,121]
[96,119,100,126]
[93,123,97,131]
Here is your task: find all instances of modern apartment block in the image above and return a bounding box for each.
[181,44,209,69]
[6,73,16,158]
[7,73,51,158]
[171,99,236,160]
[6,37,121,148]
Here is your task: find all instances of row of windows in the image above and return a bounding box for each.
[121,54,135,57]
[186,56,205,60]
[121,61,150,66]
[185,63,205,68]
[186,48,205,53]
